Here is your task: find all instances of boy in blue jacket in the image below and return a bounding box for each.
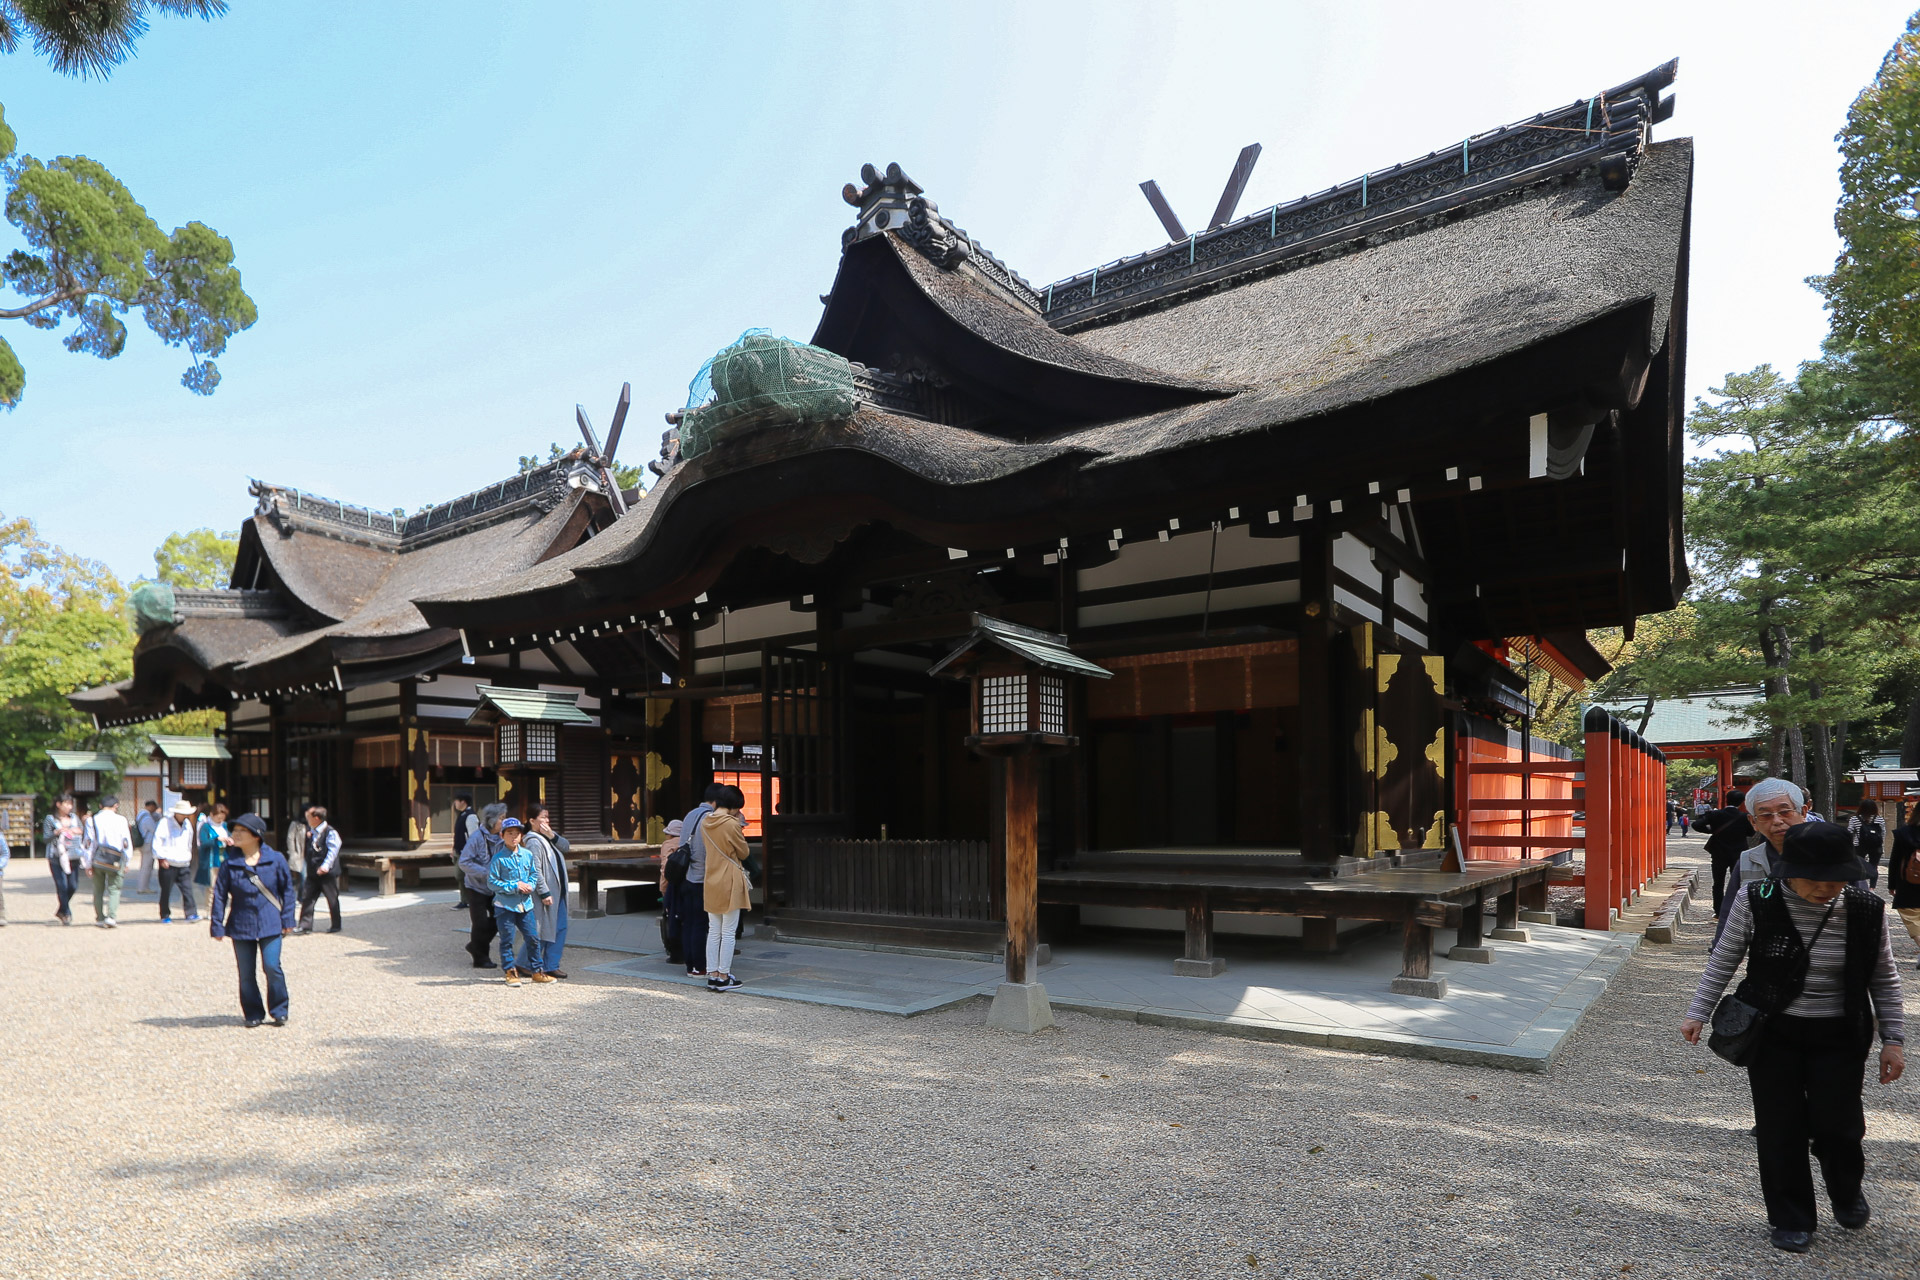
[489,818,552,986]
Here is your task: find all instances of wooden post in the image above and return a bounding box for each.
[1456,888,1484,948]
[1003,753,1039,986]
[1399,921,1433,979]
[402,682,431,849]
[1495,885,1520,933]
[1296,531,1336,863]
[1583,710,1613,930]
[1183,902,1213,962]
[1301,916,1339,952]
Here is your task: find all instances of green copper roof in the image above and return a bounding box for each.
[1591,688,1764,747]
[46,750,117,771]
[149,735,233,761]
[928,614,1113,680]
[472,685,594,724]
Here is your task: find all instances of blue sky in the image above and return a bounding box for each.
[0,0,1910,582]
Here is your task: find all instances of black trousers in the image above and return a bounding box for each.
[157,863,198,920]
[1709,850,1740,916]
[676,880,709,973]
[298,869,340,930]
[1747,1015,1870,1232]
[466,890,497,963]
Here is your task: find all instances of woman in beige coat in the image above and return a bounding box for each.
[701,785,752,991]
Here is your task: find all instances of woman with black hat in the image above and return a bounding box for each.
[208,814,298,1028]
[1682,821,1906,1254]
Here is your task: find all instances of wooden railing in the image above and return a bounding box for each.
[788,837,997,922]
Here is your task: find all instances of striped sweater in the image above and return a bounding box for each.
[1689,884,1905,1044]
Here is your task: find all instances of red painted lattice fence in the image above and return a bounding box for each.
[1455,707,1667,930]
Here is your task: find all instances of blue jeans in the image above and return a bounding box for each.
[543,897,568,973]
[232,935,289,1022]
[47,857,78,918]
[496,906,542,973]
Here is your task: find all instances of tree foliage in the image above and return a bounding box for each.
[151,526,235,589]
[0,107,257,408]
[0,512,132,800]
[0,1,225,80]
[1817,14,1920,424]
[1592,357,1920,816]
[0,515,229,812]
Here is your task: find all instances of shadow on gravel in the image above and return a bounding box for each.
[138,1014,245,1030]
[93,865,1920,1280]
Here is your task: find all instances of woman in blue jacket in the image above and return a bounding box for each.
[209,813,298,1027]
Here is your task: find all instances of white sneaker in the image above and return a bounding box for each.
[104,918,118,928]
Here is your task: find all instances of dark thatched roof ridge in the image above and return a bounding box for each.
[234,492,590,676]
[1054,138,1692,465]
[884,237,1230,395]
[415,405,1082,609]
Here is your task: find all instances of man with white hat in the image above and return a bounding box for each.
[151,798,202,924]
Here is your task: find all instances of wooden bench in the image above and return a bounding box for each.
[1039,859,1555,998]
[340,851,454,897]
[572,850,661,918]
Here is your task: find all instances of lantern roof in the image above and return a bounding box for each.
[928,614,1113,681]
[467,685,595,726]
[46,750,117,771]
[148,736,232,761]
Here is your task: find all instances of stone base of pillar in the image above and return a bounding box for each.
[1518,909,1556,926]
[1489,927,1531,943]
[986,981,1055,1033]
[1173,956,1227,977]
[1446,945,1495,963]
[1389,975,1448,999]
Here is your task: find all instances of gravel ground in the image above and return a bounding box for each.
[1,844,1914,1280]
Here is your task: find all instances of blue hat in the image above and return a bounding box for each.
[500,817,524,830]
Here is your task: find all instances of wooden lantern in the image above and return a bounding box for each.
[148,736,231,796]
[46,750,116,797]
[930,615,1111,1031]
[468,684,591,818]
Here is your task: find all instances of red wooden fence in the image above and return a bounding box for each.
[1456,707,1667,930]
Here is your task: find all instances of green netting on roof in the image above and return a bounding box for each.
[680,329,857,459]
[129,581,177,635]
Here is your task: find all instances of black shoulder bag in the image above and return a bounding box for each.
[664,842,691,884]
[1709,883,1837,1066]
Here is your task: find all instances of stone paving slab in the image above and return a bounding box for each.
[575,910,1639,1070]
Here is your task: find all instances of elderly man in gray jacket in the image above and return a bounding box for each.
[1715,778,1812,939]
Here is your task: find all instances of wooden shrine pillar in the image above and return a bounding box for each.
[401,681,431,848]
[1295,528,1337,862]
[1003,754,1040,986]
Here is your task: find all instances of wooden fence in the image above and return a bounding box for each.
[787,838,997,923]
[1455,707,1668,930]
